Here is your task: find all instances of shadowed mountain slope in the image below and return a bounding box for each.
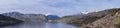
[2,12,46,23]
[0,14,23,26]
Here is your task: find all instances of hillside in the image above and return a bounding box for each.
[58,12,84,23]
[85,8,120,28]
[59,8,120,28]
[0,14,23,26]
[2,12,46,23]
[58,10,108,23]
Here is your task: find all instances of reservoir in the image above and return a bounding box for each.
[1,22,77,28]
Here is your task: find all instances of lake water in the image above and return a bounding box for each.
[0,22,77,28]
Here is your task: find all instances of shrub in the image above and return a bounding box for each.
[116,16,120,28]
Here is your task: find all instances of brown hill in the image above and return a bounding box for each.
[59,8,120,28]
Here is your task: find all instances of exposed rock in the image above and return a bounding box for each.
[85,8,120,28]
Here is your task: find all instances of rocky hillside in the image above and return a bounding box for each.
[2,12,46,23]
[85,8,120,28]
[59,8,120,28]
[0,14,23,26]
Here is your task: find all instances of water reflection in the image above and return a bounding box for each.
[1,22,77,28]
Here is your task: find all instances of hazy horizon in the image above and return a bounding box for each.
[0,0,120,16]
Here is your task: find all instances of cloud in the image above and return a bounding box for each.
[0,0,120,16]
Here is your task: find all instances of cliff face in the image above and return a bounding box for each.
[2,12,46,23]
[0,14,23,26]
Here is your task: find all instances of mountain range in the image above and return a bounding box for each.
[1,12,60,23]
[58,8,120,28]
[1,8,120,28]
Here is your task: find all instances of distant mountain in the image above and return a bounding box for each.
[46,15,60,20]
[2,12,46,23]
[0,14,23,26]
[62,12,84,18]
[59,8,120,28]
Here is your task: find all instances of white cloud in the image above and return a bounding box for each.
[0,0,120,16]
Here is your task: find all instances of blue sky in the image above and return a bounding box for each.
[0,0,120,16]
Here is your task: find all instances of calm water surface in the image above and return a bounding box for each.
[1,22,77,28]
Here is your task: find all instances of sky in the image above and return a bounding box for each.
[0,0,120,16]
